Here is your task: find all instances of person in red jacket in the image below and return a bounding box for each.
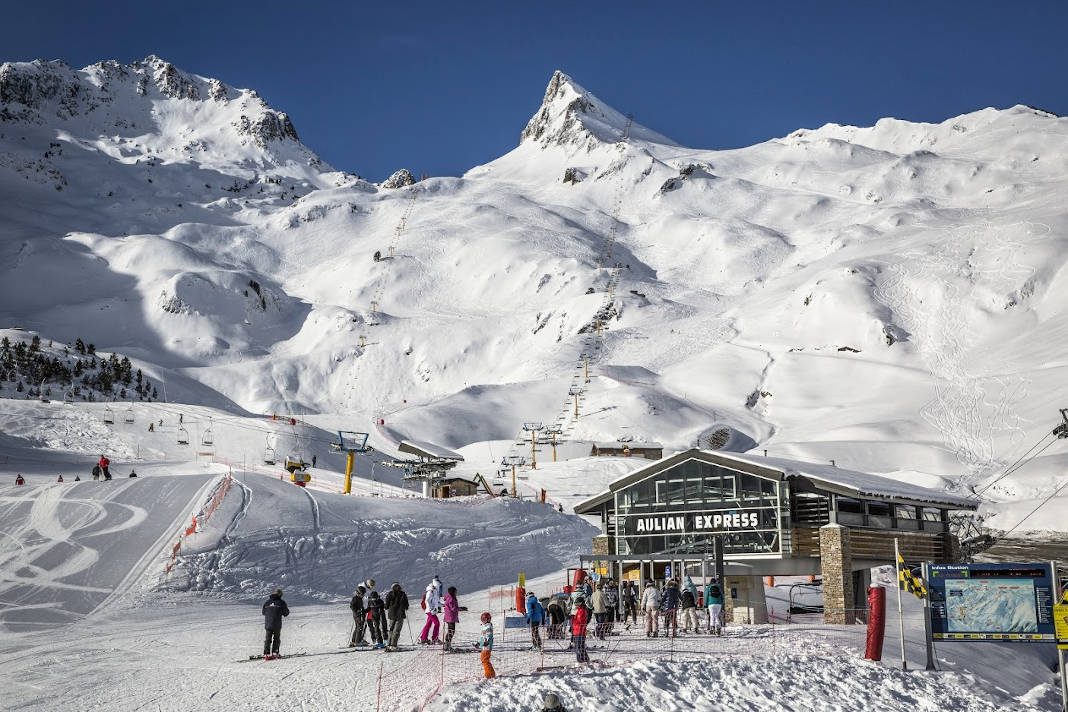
[98,454,111,481]
[15,474,25,486]
[571,595,590,663]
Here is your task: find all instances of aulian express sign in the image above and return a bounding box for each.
[630,511,762,534]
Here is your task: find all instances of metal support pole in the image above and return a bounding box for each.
[894,538,908,670]
[343,451,354,495]
[511,464,517,498]
[922,561,937,671]
[1053,559,1067,712]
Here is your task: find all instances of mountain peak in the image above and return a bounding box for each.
[519,70,675,148]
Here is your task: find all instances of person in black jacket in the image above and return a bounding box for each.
[366,589,386,649]
[262,589,290,659]
[383,582,409,651]
[348,585,367,647]
[660,580,680,638]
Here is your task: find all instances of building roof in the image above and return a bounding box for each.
[591,441,664,449]
[573,448,977,513]
[398,440,465,461]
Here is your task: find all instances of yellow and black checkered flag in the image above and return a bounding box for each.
[897,552,927,599]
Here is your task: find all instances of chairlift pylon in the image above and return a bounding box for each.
[176,424,190,445]
[103,406,115,425]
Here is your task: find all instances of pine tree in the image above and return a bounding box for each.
[16,381,24,393]
[75,338,85,355]
[30,334,41,353]
[87,343,96,355]
[152,386,158,399]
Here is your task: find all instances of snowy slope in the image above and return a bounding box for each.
[2,60,1068,530]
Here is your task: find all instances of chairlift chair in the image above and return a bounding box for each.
[124,407,135,424]
[202,421,214,446]
[176,424,190,445]
[284,453,307,474]
[64,390,74,404]
[103,406,115,425]
[263,434,277,464]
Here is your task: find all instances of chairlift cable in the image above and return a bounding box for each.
[999,477,1068,539]
[970,432,1057,500]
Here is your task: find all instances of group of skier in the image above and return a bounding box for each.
[12,454,127,486]
[262,576,498,675]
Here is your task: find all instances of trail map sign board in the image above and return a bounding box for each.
[928,563,1056,642]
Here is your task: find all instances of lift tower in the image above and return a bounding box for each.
[332,431,373,494]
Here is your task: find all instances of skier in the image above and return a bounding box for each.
[704,580,724,636]
[419,575,443,644]
[590,583,607,640]
[348,585,367,647]
[660,580,680,638]
[383,582,409,651]
[604,579,619,630]
[545,596,566,640]
[679,584,699,633]
[640,580,661,637]
[366,588,386,649]
[148,422,155,433]
[98,454,111,480]
[442,586,465,652]
[91,464,101,481]
[525,590,545,650]
[478,612,496,678]
[261,588,290,660]
[15,474,25,486]
[128,470,138,478]
[621,580,638,628]
[74,475,81,482]
[57,474,64,483]
[311,455,317,468]
[571,596,590,663]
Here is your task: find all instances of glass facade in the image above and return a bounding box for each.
[613,458,783,557]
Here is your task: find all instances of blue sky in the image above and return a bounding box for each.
[7,1,1067,180]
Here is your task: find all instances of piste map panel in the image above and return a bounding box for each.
[928,563,1056,642]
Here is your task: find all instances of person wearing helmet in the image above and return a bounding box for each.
[348,585,367,647]
[419,575,443,644]
[571,595,590,663]
[478,612,496,678]
[541,692,568,712]
[261,588,290,660]
[524,590,545,650]
[384,582,409,651]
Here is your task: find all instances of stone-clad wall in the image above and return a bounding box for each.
[819,524,855,624]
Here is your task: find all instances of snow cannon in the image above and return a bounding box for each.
[289,471,312,487]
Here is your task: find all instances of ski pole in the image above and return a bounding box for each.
[406,617,417,645]
[348,620,355,645]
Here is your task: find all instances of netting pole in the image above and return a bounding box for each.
[375,662,383,712]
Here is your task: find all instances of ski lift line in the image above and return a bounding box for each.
[970,433,1058,500]
[999,476,1068,539]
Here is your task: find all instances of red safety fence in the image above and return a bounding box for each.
[162,471,233,575]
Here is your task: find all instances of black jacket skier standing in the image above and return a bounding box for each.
[366,588,386,649]
[383,582,409,651]
[262,589,290,659]
[348,585,367,647]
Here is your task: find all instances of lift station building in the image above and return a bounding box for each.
[573,449,976,624]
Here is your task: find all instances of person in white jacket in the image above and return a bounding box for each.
[640,581,662,637]
[419,575,444,643]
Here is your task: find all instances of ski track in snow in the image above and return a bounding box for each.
[872,220,1042,486]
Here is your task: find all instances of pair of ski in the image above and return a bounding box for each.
[238,652,308,662]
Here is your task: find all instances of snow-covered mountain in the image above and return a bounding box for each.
[2,59,1067,524]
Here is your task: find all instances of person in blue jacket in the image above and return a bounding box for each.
[659,580,680,638]
[525,591,545,650]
